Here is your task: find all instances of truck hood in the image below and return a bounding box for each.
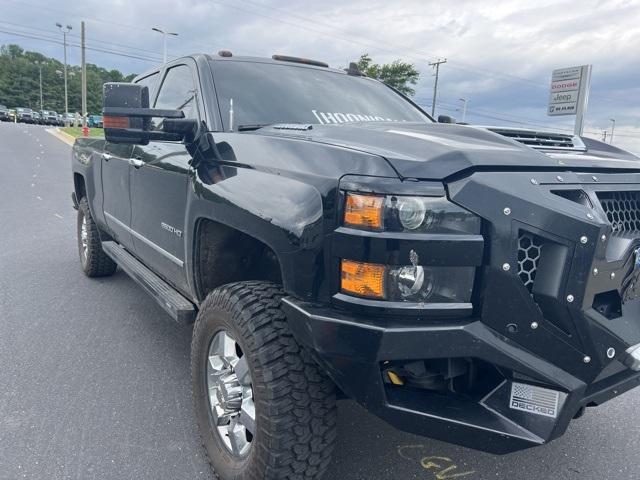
[260,122,640,180]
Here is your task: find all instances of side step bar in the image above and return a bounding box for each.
[102,241,196,324]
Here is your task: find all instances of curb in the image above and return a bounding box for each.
[46,128,75,146]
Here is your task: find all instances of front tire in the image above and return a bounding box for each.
[191,281,337,480]
[76,197,117,277]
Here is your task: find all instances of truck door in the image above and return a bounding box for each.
[129,63,200,294]
[101,142,134,249]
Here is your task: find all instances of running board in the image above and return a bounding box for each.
[102,241,196,324]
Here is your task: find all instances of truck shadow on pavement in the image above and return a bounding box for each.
[102,270,639,480]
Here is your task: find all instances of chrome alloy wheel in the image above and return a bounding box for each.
[80,214,88,262]
[206,331,255,456]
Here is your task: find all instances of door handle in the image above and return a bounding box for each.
[129,158,144,168]
[101,152,113,161]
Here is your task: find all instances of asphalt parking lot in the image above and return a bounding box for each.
[1,120,639,480]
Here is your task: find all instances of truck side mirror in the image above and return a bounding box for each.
[437,115,456,124]
[103,83,198,145]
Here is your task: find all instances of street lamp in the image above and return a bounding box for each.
[56,22,72,122]
[610,118,616,144]
[459,98,468,123]
[33,60,44,112]
[151,27,178,63]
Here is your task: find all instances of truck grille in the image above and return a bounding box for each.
[597,191,640,235]
[517,232,544,293]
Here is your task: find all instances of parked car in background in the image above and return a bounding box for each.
[8,109,17,122]
[88,115,103,128]
[41,110,60,125]
[0,104,10,121]
[32,111,43,124]
[63,112,78,126]
[15,107,34,123]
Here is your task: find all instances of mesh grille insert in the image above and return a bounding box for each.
[597,191,640,234]
[518,233,544,293]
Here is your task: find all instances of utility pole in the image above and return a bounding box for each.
[459,98,468,123]
[152,27,178,63]
[56,22,72,123]
[81,21,87,131]
[34,61,43,112]
[610,118,616,144]
[429,58,446,118]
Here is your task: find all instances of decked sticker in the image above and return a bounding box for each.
[509,382,560,418]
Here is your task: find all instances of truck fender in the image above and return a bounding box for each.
[186,166,326,299]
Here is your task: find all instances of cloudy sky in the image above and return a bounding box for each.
[2,0,639,153]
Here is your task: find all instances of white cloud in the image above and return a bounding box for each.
[1,0,638,153]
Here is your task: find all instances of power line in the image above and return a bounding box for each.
[237,0,551,89]
[0,0,214,52]
[0,0,631,108]
[0,27,159,63]
[0,20,164,61]
[217,0,625,106]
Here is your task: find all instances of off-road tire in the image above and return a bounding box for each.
[191,281,337,480]
[77,197,117,277]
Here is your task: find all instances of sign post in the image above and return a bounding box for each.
[547,65,592,136]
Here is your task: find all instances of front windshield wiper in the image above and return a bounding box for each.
[237,124,272,132]
[237,123,315,132]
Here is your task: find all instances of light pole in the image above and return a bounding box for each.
[151,27,178,63]
[610,118,616,144]
[56,70,75,121]
[56,22,72,122]
[34,61,44,112]
[459,98,468,123]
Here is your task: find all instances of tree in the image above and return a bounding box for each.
[355,53,420,97]
[0,43,137,114]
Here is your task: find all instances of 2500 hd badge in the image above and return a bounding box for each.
[71,52,640,480]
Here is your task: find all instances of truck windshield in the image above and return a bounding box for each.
[211,60,431,129]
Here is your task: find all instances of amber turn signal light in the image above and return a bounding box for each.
[344,193,384,230]
[103,115,130,129]
[341,259,386,299]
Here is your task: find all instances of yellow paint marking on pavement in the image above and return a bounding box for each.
[397,445,475,480]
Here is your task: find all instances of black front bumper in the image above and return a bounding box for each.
[284,170,640,454]
[283,297,640,453]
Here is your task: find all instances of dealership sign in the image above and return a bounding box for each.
[548,65,592,134]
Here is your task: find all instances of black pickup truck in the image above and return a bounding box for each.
[71,52,640,479]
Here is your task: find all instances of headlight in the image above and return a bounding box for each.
[344,193,480,234]
[341,260,474,303]
[397,197,427,230]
